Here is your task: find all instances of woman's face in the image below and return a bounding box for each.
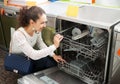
[33,14,47,32]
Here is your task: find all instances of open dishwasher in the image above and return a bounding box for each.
[57,22,108,84]
[18,4,120,84]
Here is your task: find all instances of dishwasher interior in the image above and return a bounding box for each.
[56,20,108,84]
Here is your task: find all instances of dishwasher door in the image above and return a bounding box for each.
[18,67,87,84]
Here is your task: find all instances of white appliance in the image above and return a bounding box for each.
[95,0,120,7]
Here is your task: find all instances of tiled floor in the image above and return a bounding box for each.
[0,48,21,84]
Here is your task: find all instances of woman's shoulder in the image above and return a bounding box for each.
[17,27,25,32]
[13,27,26,38]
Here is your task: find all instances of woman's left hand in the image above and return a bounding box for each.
[53,55,66,63]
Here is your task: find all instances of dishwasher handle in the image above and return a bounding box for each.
[4,9,17,17]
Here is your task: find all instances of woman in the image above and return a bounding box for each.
[10,6,65,73]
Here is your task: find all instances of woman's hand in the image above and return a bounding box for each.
[53,54,66,63]
[53,34,63,48]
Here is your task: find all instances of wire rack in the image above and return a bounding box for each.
[58,55,105,84]
[58,26,107,84]
[58,24,108,60]
[61,35,107,61]
[58,35,106,84]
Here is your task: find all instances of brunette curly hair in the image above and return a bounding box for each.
[18,6,45,27]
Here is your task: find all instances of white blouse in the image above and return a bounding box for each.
[10,27,56,60]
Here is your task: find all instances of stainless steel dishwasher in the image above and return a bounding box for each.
[0,7,6,49]
[18,3,120,84]
[0,6,19,49]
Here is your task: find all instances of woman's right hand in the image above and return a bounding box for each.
[53,34,63,48]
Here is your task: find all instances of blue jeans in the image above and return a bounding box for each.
[33,56,57,72]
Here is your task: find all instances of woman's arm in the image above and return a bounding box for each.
[36,32,55,56]
[12,31,56,60]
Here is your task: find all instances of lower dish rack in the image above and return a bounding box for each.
[58,55,105,84]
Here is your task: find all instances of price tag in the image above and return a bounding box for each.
[66,5,79,17]
[26,1,36,6]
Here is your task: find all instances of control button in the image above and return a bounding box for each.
[117,49,120,56]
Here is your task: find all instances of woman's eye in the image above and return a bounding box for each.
[41,21,48,24]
